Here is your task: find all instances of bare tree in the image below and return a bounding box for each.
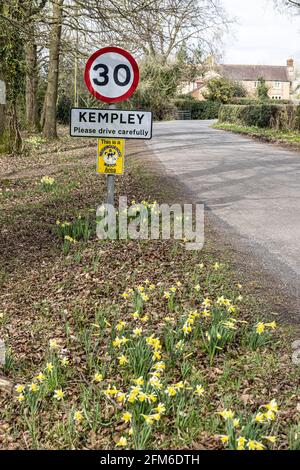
[100,0,229,62]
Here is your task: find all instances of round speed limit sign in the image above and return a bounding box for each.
[84,46,140,103]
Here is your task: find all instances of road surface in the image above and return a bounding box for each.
[147,120,300,303]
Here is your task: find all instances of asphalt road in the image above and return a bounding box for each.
[147,120,300,301]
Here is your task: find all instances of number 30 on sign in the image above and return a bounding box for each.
[97,138,125,175]
[85,46,139,103]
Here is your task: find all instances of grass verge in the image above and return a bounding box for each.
[213,123,300,150]
[0,131,300,450]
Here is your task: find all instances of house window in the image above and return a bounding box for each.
[273,96,282,100]
[254,81,259,88]
[274,82,281,89]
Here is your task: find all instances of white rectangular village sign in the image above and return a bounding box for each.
[70,108,153,140]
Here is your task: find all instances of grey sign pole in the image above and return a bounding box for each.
[107,103,116,207]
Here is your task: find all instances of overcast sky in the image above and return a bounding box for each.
[221,0,300,65]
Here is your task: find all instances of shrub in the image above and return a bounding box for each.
[256,77,270,102]
[219,104,300,129]
[203,77,236,104]
[174,96,220,120]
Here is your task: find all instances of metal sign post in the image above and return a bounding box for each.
[107,104,116,206]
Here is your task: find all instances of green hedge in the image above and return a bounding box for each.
[231,97,291,106]
[174,96,221,119]
[219,104,300,130]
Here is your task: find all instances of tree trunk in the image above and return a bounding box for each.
[0,76,7,153]
[42,0,64,139]
[25,31,40,131]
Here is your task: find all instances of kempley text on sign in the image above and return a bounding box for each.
[70,108,152,140]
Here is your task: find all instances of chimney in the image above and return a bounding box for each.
[287,58,294,69]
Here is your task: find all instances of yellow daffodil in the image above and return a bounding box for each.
[147,393,157,403]
[53,389,64,400]
[163,291,171,299]
[237,437,247,449]
[131,312,140,320]
[118,355,129,366]
[155,403,166,414]
[174,381,184,390]
[94,372,103,383]
[133,328,143,337]
[213,262,221,270]
[218,409,235,420]
[132,377,144,386]
[233,419,240,428]
[29,383,39,393]
[116,436,127,447]
[45,362,54,373]
[141,414,155,425]
[152,413,161,422]
[60,357,69,367]
[263,399,279,413]
[74,410,83,424]
[116,392,126,403]
[149,376,163,390]
[15,384,25,394]
[264,410,276,421]
[265,321,277,330]
[122,412,132,423]
[202,309,211,318]
[49,339,59,350]
[216,296,226,305]
[255,412,266,423]
[195,385,205,397]
[263,436,276,444]
[220,435,229,444]
[17,394,25,403]
[182,324,192,335]
[248,440,265,451]
[141,293,149,302]
[116,321,126,332]
[256,322,265,335]
[175,340,185,351]
[35,373,45,383]
[165,386,177,397]
[194,285,200,292]
[112,337,123,348]
[138,392,147,402]
[202,298,211,307]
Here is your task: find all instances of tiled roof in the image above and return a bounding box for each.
[219,64,290,82]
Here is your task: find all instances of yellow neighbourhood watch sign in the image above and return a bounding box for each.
[97,138,125,175]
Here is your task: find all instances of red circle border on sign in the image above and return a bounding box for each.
[84,46,140,103]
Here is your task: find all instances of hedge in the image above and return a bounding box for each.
[219,104,300,130]
[174,96,221,119]
[231,97,291,106]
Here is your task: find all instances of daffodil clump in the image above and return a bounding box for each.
[217,399,280,450]
[12,266,282,450]
[55,213,93,247]
[40,176,56,191]
[15,339,70,413]
[246,321,277,350]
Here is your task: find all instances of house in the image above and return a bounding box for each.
[185,59,298,102]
